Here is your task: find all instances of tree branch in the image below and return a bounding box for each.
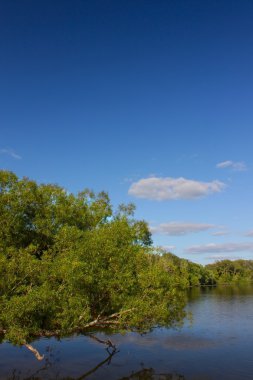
[86,333,116,351]
[81,308,135,329]
[24,343,44,361]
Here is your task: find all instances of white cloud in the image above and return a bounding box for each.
[151,222,215,236]
[216,160,247,171]
[0,148,21,160]
[186,242,253,254]
[128,176,225,201]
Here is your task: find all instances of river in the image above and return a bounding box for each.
[0,284,253,379]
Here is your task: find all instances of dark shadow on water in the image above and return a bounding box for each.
[7,367,186,380]
[118,368,185,380]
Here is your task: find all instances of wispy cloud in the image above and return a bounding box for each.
[245,230,253,237]
[206,254,242,261]
[151,222,215,236]
[211,230,229,236]
[216,160,247,171]
[128,176,225,201]
[122,177,134,183]
[158,245,177,252]
[0,148,21,160]
[186,242,253,254]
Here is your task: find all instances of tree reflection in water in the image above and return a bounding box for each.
[7,345,116,380]
[118,368,185,380]
[7,349,185,380]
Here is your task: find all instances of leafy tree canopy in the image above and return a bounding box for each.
[0,171,186,345]
[1,171,252,348]
[206,259,253,283]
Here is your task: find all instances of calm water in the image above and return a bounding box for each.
[0,285,253,380]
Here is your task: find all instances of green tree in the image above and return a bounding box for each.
[206,259,253,284]
[0,171,187,347]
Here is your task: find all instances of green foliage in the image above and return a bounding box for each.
[0,171,186,345]
[156,251,216,287]
[1,171,251,346]
[206,259,253,284]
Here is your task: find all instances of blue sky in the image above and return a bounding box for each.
[1,0,253,264]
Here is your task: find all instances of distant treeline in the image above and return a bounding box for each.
[165,253,253,286]
[206,259,253,284]
[0,171,252,346]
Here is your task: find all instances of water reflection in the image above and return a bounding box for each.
[7,369,186,380]
[7,359,186,380]
[1,285,253,380]
[187,283,253,302]
[6,343,118,380]
[7,345,56,380]
[74,347,117,380]
[118,368,185,380]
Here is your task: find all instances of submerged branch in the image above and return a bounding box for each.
[86,332,116,352]
[76,348,117,380]
[24,343,44,361]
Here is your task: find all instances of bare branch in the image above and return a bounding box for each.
[82,308,135,329]
[106,308,135,320]
[86,333,116,350]
[24,343,44,361]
